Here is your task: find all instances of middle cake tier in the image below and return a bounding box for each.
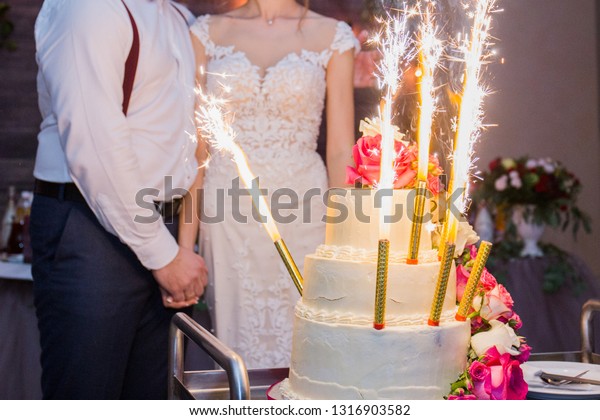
[301,254,456,324]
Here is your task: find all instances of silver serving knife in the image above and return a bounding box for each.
[540,371,600,386]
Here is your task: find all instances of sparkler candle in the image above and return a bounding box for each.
[443,0,495,248]
[406,180,427,264]
[428,242,456,326]
[456,241,493,321]
[195,92,303,295]
[407,5,442,265]
[371,12,412,328]
[373,239,390,330]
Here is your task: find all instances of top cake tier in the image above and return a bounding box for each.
[324,188,435,255]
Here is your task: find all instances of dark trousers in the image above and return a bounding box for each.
[30,194,188,399]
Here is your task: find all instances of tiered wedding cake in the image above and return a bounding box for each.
[279,188,471,400]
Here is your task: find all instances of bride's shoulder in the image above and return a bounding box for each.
[302,12,357,53]
[190,13,231,43]
[302,10,339,33]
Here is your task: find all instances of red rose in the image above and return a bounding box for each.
[535,174,552,193]
[489,157,502,171]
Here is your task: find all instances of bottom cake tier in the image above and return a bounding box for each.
[280,312,471,400]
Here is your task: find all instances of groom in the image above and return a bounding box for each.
[31,0,207,399]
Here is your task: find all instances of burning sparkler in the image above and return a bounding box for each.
[195,90,303,295]
[430,0,496,326]
[371,7,412,330]
[407,2,443,264]
[445,0,495,245]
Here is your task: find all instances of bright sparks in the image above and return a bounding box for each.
[195,89,281,241]
[416,4,443,181]
[373,6,413,239]
[447,0,496,242]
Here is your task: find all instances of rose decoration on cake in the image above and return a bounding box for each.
[448,244,530,400]
[346,118,443,194]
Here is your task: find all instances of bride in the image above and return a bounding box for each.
[180,0,358,369]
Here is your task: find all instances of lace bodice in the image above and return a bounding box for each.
[191,15,358,164]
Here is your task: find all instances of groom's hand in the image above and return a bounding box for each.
[152,247,208,308]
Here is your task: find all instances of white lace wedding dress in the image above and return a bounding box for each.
[191,15,358,369]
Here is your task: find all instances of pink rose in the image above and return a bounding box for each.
[515,343,532,363]
[392,142,417,189]
[427,175,441,195]
[479,284,514,321]
[499,311,523,330]
[468,244,478,260]
[479,269,498,292]
[468,360,491,399]
[469,347,528,400]
[455,264,470,303]
[346,135,384,186]
[346,133,443,194]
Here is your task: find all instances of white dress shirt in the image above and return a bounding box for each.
[34,0,198,270]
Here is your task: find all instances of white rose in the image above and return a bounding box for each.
[525,159,537,169]
[509,171,522,188]
[494,175,508,191]
[475,284,513,321]
[470,320,521,357]
[358,117,406,144]
[454,222,480,257]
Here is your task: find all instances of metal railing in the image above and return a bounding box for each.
[168,312,251,400]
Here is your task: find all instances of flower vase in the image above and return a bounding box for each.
[474,204,494,243]
[511,205,545,257]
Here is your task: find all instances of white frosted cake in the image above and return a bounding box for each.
[279,188,471,400]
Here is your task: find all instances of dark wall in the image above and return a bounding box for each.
[0,0,43,202]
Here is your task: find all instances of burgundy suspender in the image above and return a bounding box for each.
[121,0,139,116]
[119,1,188,116]
[171,4,188,23]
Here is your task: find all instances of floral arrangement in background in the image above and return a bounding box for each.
[447,245,530,400]
[472,156,591,237]
[346,118,443,194]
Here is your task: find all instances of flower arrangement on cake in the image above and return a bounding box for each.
[447,244,530,399]
[473,156,591,237]
[346,118,443,194]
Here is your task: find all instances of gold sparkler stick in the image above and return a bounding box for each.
[407,5,441,265]
[407,180,428,264]
[437,208,450,259]
[374,239,390,330]
[428,242,456,326]
[456,240,492,321]
[274,238,303,296]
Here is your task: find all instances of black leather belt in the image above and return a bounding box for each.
[34,179,86,203]
[34,179,183,218]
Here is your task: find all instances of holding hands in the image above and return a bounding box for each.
[153,246,208,308]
